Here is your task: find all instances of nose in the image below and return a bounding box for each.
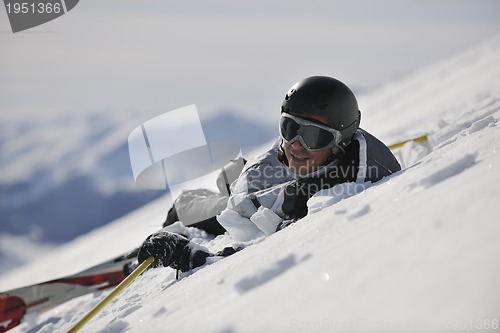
[291,140,306,151]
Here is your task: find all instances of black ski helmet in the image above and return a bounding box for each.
[281,76,361,146]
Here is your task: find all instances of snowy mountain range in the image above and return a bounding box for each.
[0,109,275,271]
[1,33,499,332]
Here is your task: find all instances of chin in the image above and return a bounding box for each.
[288,163,312,176]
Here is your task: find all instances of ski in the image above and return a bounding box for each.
[0,247,140,333]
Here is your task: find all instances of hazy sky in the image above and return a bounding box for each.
[1,0,499,124]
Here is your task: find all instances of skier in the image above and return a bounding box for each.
[138,76,401,273]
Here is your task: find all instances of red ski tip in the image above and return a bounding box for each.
[0,294,26,333]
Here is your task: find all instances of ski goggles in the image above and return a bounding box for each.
[279,113,343,151]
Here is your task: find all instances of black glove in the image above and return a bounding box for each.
[138,231,212,272]
[282,176,335,219]
[281,180,310,219]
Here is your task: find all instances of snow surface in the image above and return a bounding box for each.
[2,34,500,332]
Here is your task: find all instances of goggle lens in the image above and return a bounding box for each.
[280,115,339,150]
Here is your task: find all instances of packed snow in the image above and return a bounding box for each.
[1,34,500,332]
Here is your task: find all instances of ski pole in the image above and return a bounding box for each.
[388,134,429,150]
[67,256,154,333]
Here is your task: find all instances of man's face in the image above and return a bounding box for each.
[282,113,333,176]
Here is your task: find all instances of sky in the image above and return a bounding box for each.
[1,0,500,126]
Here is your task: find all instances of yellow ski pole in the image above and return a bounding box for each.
[67,256,154,333]
[388,134,429,150]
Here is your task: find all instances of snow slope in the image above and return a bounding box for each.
[2,34,500,332]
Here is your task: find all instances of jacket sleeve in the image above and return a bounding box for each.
[217,165,290,241]
[217,182,289,241]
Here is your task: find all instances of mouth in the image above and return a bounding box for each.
[290,151,310,162]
